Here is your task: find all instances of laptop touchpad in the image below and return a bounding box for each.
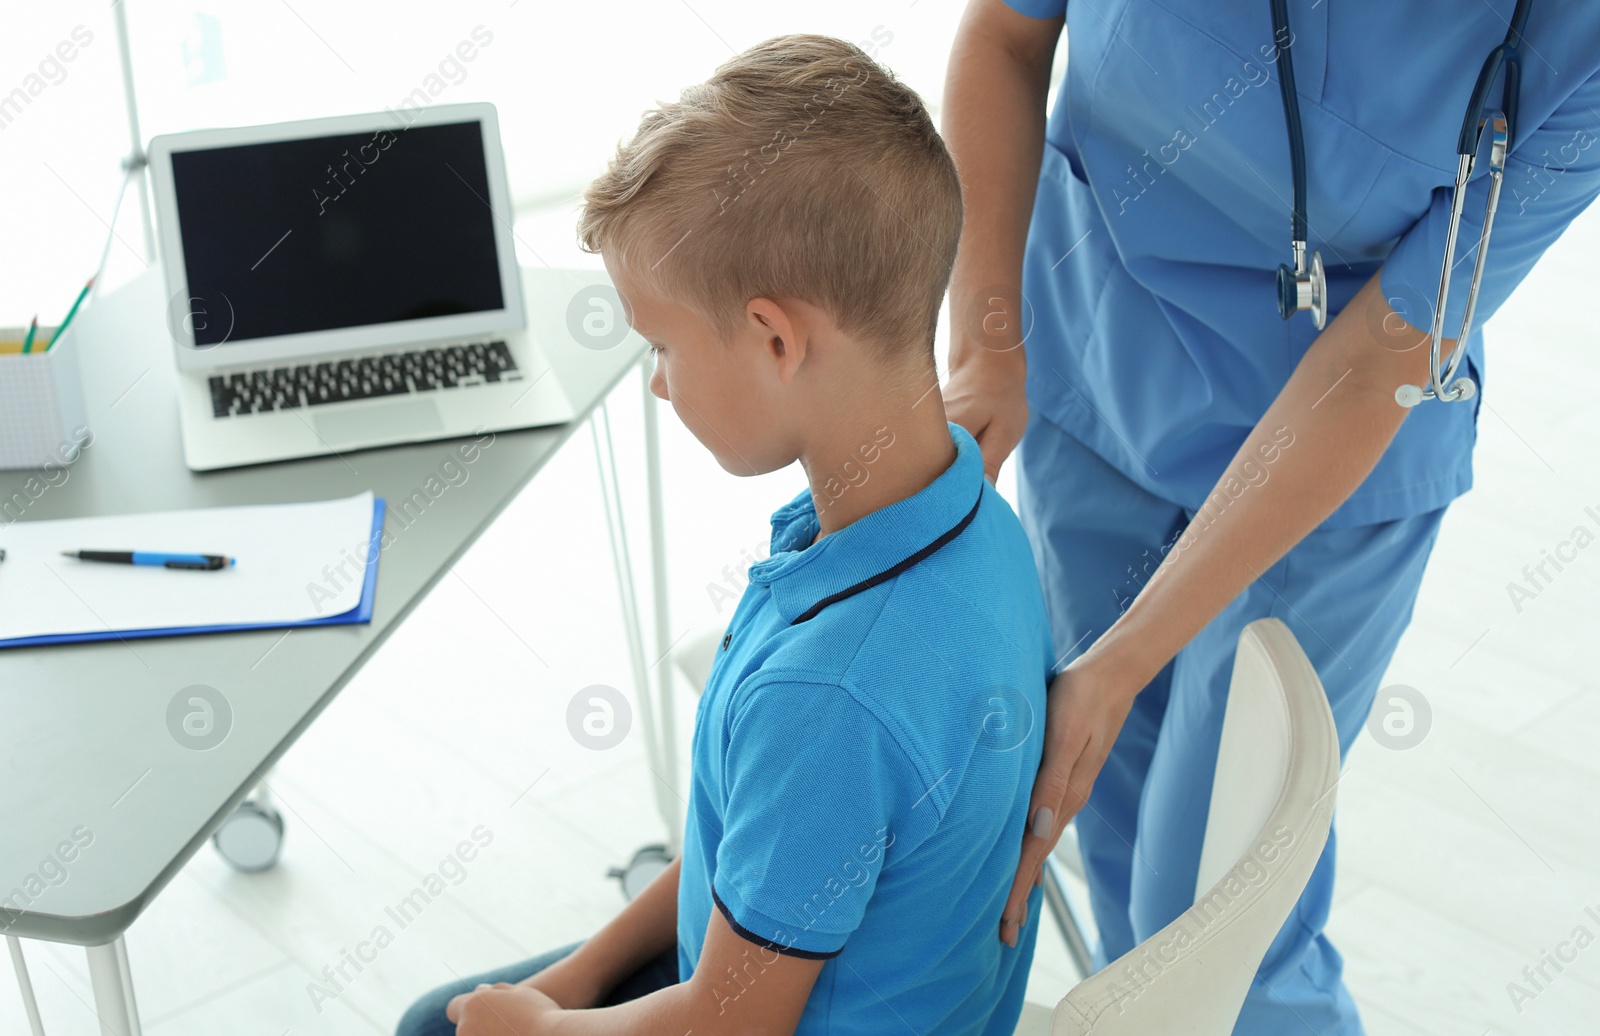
[313,399,444,445]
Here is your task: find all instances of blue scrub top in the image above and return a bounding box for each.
[1000,0,1600,527]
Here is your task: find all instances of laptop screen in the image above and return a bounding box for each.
[169,120,506,347]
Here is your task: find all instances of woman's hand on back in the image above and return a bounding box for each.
[998,654,1141,947]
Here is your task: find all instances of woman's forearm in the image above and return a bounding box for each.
[1085,273,1455,694]
[943,0,1061,368]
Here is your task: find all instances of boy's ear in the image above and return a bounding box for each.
[746,296,808,381]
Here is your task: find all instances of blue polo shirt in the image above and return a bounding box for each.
[1002,0,1600,527]
[677,422,1054,1035]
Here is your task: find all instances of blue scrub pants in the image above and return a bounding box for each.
[1015,413,1445,1036]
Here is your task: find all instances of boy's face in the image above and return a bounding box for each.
[604,256,794,476]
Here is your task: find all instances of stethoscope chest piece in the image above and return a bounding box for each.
[1276,244,1326,331]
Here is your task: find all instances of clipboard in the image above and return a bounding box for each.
[0,496,386,649]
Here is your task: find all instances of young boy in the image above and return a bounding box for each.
[398,33,1053,1036]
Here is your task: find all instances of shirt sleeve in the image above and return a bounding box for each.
[1380,68,1600,336]
[998,0,1066,19]
[710,677,935,958]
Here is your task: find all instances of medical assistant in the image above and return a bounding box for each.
[993,1,1600,1033]
[1004,0,1600,525]
[678,424,1054,1035]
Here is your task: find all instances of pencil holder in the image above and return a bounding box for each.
[0,324,91,471]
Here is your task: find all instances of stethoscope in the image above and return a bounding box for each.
[1271,0,1532,407]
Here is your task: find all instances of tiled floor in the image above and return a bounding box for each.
[4,198,1598,1035]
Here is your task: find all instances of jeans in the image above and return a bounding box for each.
[394,941,680,1036]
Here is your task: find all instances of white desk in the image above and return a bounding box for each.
[0,265,681,1034]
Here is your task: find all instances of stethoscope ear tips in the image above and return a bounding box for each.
[1395,377,1478,409]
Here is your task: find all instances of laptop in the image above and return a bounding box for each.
[148,102,574,471]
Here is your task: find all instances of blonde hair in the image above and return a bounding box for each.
[578,34,962,364]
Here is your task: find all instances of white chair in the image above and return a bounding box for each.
[1020,617,1341,1034]
[673,626,725,701]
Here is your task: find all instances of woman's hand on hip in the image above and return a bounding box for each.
[999,654,1141,948]
[943,342,1029,484]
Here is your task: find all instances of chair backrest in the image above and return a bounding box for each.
[673,626,725,698]
[1049,618,1340,1035]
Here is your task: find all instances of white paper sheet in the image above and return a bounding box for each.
[0,492,375,641]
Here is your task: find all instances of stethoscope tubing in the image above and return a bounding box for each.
[1271,0,1532,406]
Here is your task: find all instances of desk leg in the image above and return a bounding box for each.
[592,396,679,848]
[86,937,143,1036]
[640,359,679,856]
[6,936,46,1036]
[113,938,143,1036]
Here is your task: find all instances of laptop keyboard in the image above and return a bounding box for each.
[208,340,519,418]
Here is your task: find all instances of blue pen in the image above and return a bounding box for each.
[62,550,235,571]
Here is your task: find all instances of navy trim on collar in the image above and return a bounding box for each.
[751,423,989,625]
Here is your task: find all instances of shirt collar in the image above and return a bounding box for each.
[751,422,986,625]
